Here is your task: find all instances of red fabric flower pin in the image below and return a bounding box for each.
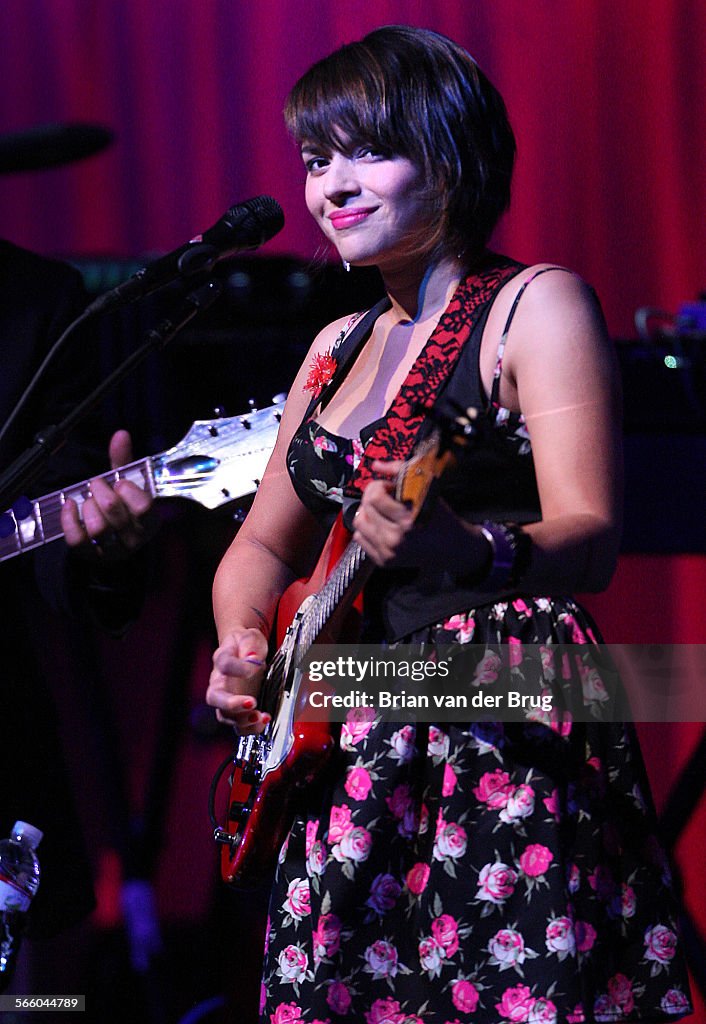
[303,350,337,397]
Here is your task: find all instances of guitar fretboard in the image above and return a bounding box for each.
[258,537,369,715]
[296,539,369,657]
[0,460,155,563]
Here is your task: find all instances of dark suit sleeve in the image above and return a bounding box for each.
[0,242,147,631]
[0,243,101,935]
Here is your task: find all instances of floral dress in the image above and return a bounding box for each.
[260,267,693,1024]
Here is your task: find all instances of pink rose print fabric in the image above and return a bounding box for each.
[262,262,692,1021]
[260,602,692,1022]
[257,598,688,1019]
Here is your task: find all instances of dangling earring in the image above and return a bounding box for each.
[342,259,351,273]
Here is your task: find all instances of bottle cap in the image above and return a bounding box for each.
[12,821,44,848]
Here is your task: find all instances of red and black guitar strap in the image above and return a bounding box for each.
[343,256,523,505]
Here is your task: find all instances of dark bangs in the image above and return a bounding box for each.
[284,40,418,162]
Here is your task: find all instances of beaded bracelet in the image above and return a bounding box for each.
[478,521,532,591]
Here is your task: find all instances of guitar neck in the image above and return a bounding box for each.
[0,459,156,563]
[295,537,371,658]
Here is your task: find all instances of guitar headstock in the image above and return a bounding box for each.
[152,398,285,509]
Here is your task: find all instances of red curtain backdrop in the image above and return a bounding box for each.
[1,0,704,1009]
[0,0,704,338]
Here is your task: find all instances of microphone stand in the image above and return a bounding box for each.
[0,280,222,511]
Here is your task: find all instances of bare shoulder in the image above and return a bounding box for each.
[480,263,612,410]
[504,264,602,331]
[271,311,366,447]
[236,311,365,554]
[310,312,360,358]
[498,264,612,375]
[509,268,621,433]
[291,310,365,394]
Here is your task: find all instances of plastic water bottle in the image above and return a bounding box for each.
[0,821,43,992]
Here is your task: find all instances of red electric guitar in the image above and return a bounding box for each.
[0,399,285,561]
[213,411,477,888]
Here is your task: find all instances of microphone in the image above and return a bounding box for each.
[0,123,114,174]
[87,195,284,314]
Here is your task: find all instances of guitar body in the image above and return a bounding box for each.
[274,514,362,646]
[215,418,473,888]
[220,515,357,888]
[220,714,336,889]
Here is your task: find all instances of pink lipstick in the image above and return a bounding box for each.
[328,208,376,229]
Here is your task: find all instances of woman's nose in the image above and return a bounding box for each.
[323,154,360,202]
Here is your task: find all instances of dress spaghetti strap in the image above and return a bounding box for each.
[490,266,576,408]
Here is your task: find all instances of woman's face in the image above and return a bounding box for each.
[301,140,432,271]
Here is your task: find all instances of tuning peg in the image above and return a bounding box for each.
[213,405,227,418]
[271,392,287,406]
[232,507,247,524]
[13,496,33,520]
[248,398,257,411]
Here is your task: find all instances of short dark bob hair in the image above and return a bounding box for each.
[284,25,516,260]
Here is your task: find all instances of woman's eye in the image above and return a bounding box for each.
[304,155,328,173]
[356,146,384,160]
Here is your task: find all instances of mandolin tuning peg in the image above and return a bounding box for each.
[213,405,227,418]
[232,507,247,524]
[248,398,257,411]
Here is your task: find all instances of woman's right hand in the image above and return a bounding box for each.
[207,627,270,734]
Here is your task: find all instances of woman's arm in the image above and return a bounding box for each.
[207,313,354,730]
[353,270,623,595]
[502,268,623,592]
